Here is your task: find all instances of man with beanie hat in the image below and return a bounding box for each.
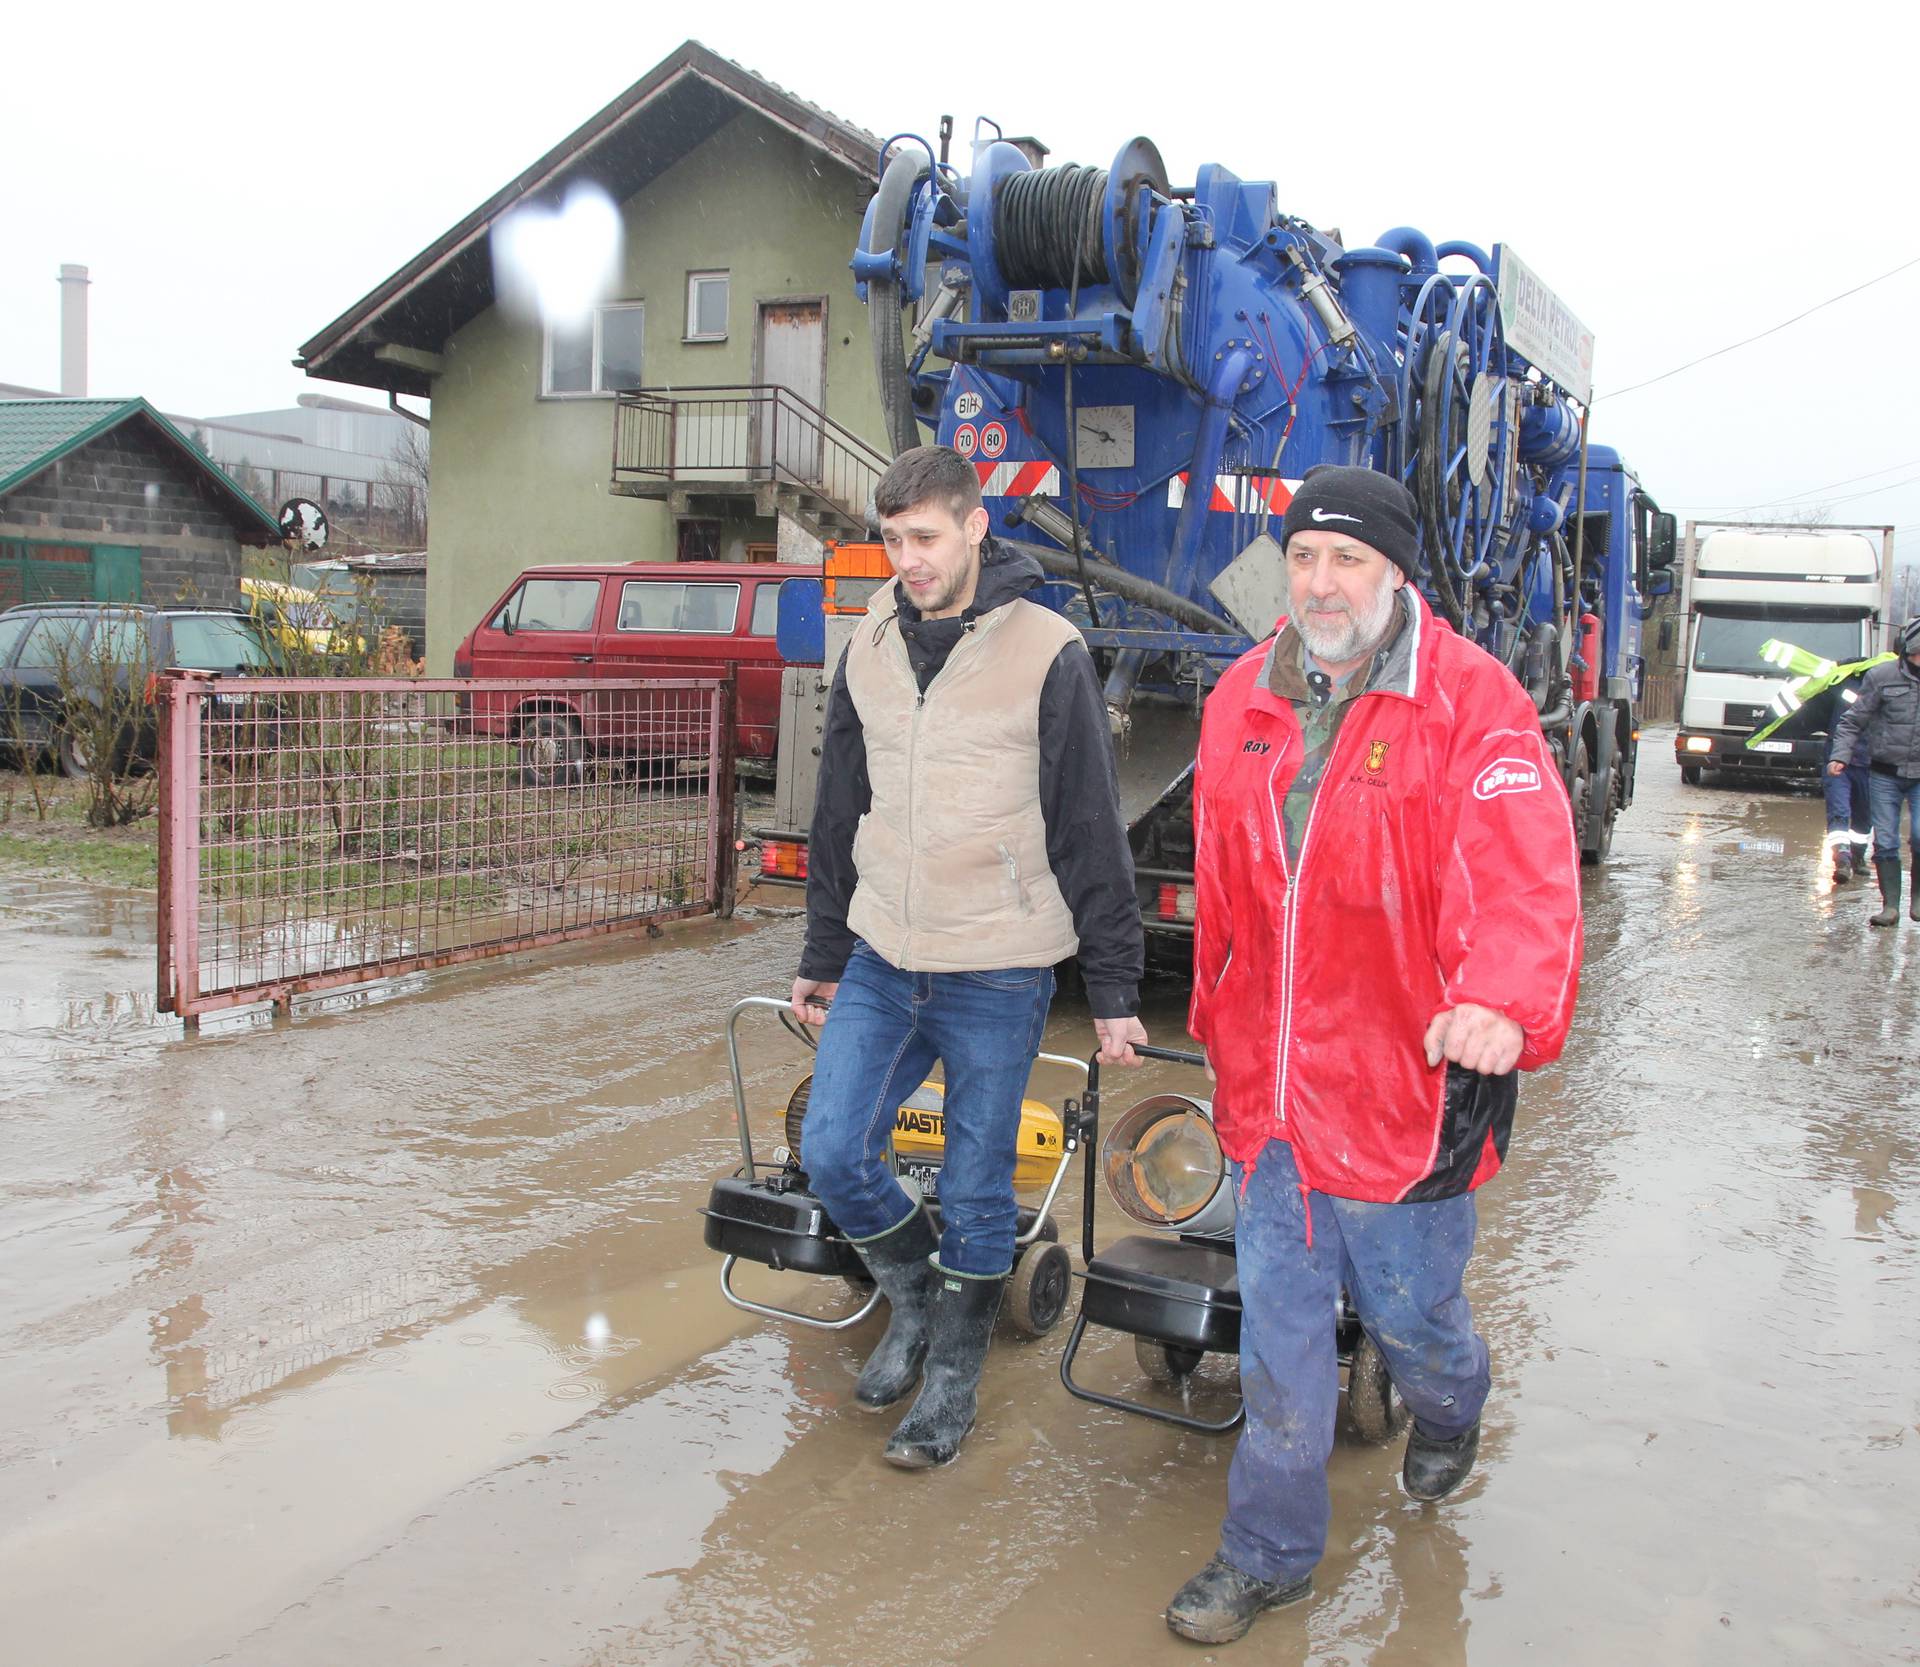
[1164,465,1583,1645]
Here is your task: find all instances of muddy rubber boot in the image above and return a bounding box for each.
[1164,1553,1311,1644]
[882,1268,1002,1469]
[1403,1418,1481,1502]
[1870,858,1902,928]
[850,1208,938,1410]
[1910,848,1920,921]
[1832,846,1853,884]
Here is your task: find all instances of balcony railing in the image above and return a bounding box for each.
[612,385,888,531]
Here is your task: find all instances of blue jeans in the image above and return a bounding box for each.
[1825,763,1871,855]
[1222,1140,1489,1587]
[1867,772,1920,860]
[799,942,1054,1277]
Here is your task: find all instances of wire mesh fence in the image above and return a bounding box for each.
[156,673,736,1020]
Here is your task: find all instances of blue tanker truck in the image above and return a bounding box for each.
[763,124,1675,950]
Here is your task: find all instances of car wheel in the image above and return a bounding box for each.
[516,711,586,788]
[57,728,91,780]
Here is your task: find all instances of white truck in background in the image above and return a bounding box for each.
[1674,522,1895,784]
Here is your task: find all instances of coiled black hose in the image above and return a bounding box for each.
[996,165,1110,289]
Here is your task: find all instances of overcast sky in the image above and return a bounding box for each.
[5,1,1915,545]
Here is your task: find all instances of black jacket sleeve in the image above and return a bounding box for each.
[1039,641,1144,1018]
[797,652,869,983]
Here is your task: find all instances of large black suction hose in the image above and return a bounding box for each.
[997,538,1236,635]
[864,152,929,458]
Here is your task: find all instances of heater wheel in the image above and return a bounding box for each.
[1134,1335,1206,1386]
[1005,1241,1072,1338]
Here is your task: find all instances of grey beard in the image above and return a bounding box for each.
[1297,579,1399,663]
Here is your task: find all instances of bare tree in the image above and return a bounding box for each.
[1893,562,1919,622]
[377,424,430,547]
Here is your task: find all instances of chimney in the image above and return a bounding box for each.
[59,264,90,397]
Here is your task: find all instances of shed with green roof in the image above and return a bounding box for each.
[0,397,281,609]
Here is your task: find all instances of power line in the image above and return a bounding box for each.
[1598,253,1920,401]
[1673,454,1920,512]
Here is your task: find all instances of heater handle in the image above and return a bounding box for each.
[1083,1043,1208,1100]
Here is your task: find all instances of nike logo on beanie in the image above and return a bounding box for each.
[1279,465,1421,577]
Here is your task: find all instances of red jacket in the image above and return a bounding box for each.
[1187,592,1582,1202]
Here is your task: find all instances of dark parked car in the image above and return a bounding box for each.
[0,602,278,776]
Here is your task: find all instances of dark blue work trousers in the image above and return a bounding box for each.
[1824,762,1872,857]
[799,941,1054,1277]
[1222,1139,1489,1587]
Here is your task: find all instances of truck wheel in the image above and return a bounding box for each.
[1005,1241,1072,1338]
[1134,1335,1206,1386]
[516,712,585,788]
[1345,1332,1410,1444]
[1569,735,1595,854]
[1588,748,1623,864]
[1680,764,1702,786]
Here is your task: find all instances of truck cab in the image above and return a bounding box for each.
[1675,529,1886,783]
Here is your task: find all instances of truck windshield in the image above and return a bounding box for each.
[1693,609,1866,674]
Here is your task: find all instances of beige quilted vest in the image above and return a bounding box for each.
[844,582,1082,972]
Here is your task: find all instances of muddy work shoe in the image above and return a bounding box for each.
[1164,1553,1311,1644]
[850,1208,939,1410]
[1832,847,1854,884]
[883,1268,1001,1468]
[1870,858,1902,928]
[1403,1418,1481,1502]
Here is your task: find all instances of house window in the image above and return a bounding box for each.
[685,272,729,343]
[542,303,645,397]
[676,520,722,562]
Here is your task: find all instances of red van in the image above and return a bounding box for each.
[453,562,816,781]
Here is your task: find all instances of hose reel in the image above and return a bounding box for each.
[984,138,1168,310]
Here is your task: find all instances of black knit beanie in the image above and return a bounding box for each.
[1278,465,1420,578]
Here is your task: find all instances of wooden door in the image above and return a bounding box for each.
[755,300,826,483]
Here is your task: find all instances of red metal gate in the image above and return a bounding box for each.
[156,672,737,1022]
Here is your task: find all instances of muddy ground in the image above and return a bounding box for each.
[3,751,1917,1666]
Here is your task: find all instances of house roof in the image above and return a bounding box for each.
[296,39,885,398]
[0,397,284,543]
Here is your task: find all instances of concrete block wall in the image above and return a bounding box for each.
[0,421,256,605]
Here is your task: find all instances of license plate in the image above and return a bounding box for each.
[215,692,251,708]
[1752,740,1791,754]
[899,1159,941,1198]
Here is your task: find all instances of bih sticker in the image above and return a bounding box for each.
[954,391,984,420]
[980,422,1008,460]
[953,424,979,458]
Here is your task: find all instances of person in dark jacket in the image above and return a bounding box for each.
[1828,617,1920,926]
[791,445,1147,1469]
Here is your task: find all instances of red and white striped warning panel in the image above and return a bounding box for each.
[974,460,1062,498]
[1168,473,1302,513]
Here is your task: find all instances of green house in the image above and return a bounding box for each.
[297,40,892,672]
